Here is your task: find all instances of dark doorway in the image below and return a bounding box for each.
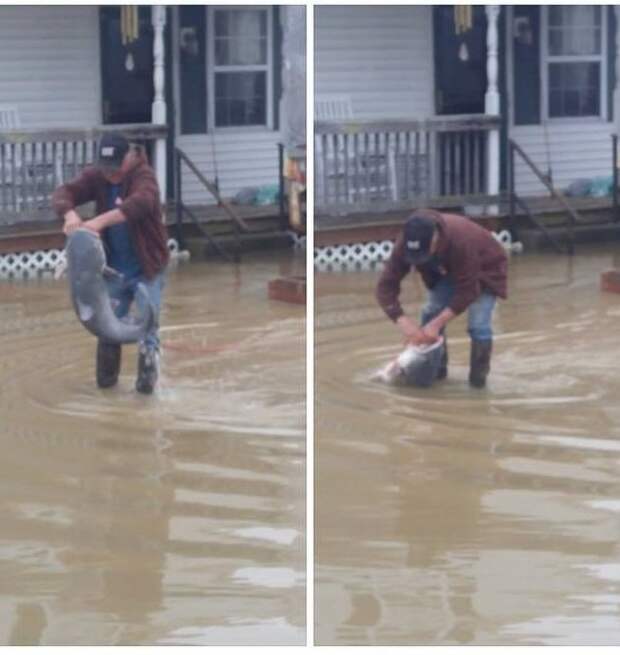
[99,7,154,124]
[100,7,175,200]
[433,6,487,115]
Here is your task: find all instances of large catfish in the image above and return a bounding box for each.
[66,228,154,344]
[375,337,445,387]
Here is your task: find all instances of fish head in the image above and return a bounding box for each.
[66,229,106,276]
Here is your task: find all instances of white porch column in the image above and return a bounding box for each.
[152,5,167,203]
[615,7,620,138]
[485,5,501,209]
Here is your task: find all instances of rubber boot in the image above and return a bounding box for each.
[96,340,122,388]
[135,345,159,395]
[469,339,492,388]
[437,337,448,380]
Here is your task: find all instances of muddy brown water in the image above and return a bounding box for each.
[316,245,620,646]
[0,252,305,646]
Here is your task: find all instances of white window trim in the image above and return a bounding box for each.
[540,5,608,123]
[207,5,274,132]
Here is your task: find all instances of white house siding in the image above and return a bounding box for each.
[510,122,615,196]
[0,6,101,128]
[176,131,282,205]
[314,5,434,120]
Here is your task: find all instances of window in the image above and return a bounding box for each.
[544,6,605,119]
[209,7,273,129]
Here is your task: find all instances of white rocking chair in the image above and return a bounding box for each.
[315,95,397,206]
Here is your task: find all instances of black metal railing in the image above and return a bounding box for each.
[507,138,583,255]
[173,147,254,262]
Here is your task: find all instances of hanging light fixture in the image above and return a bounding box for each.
[121,6,139,44]
[454,5,473,62]
[454,5,473,35]
[121,6,139,71]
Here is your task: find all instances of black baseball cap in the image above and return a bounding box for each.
[96,132,129,173]
[403,213,437,265]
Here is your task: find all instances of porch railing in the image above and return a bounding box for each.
[0,123,167,226]
[315,114,500,215]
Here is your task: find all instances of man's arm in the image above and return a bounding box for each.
[52,168,97,235]
[421,306,456,341]
[376,236,411,322]
[82,166,160,234]
[83,207,126,233]
[376,237,430,344]
[52,167,99,234]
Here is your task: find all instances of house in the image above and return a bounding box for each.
[0,5,305,246]
[314,5,619,238]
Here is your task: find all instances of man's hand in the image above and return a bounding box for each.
[421,308,456,343]
[63,210,82,236]
[421,322,441,343]
[82,216,105,234]
[396,315,427,345]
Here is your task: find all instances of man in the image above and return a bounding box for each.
[376,209,508,388]
[52,132,169,394]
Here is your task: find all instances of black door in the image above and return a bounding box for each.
[99,7,154,124]
[433,6,487,115]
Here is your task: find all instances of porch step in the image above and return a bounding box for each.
[0,202,289,255]
[165,202,282,226]
[601,269,620,294]
[518,221,620,250]
[268,275,306,305]
[315,210,502,248]
[0,221,64,255]
[185,229,295,259]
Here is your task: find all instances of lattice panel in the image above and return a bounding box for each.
[0,249,65,278]
[0,238,181,279]
[287,230,307,252]
[314,230,521,270]
[314,240,394,269]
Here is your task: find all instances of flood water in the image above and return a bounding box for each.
[316,245,620,645]
[0,252,305,646]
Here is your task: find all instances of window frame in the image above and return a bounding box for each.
[541,5,607,123]
[207,5,274,132]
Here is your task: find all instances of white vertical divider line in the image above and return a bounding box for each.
[305,1,315,648]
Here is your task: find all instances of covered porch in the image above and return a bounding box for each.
[0,4,304,261]
[314,5,503,223]
[0,5,169,228]
[314,4,620,251]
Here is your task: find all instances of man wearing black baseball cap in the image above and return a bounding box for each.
[53,131,169,394]
[95,132,130,177]
[376,209,508,388]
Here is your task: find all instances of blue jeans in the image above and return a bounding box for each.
[420,276,496,341]
[105,272,165,351]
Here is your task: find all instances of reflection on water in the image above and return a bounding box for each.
[316,245,620,645]
[0,252,305,646]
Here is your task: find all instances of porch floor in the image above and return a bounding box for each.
[167,202,282,224]
[315,195,618,247]
[0,203,284,255]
